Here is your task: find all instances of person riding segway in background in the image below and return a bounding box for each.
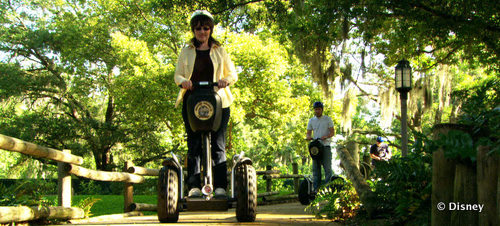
[306,101,335,192]
[370,136,391,168]
[174,10,237,198]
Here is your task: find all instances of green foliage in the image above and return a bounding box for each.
[371,132,432,224]
[76,197,101,218]
[434,130,475,162]
[453,75,500,155]
[306,178,360,221]
[1,5,496,216]
[79,180,103,195]
[72,195,156,216]
[224,31,318,167]
[0,180,56,206]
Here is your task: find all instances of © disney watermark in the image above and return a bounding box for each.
[436,202,484,212]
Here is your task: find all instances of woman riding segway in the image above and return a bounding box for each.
[158,10,256,223]
[175,9,236,201]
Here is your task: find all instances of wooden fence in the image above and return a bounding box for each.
[0,133,305,223]
[431,124,499,226]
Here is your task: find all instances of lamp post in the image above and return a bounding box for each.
[395,60,412,157]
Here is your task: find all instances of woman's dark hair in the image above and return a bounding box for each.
[190,15,220,48]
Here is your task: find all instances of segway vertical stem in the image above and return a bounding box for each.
[202,133,213,197]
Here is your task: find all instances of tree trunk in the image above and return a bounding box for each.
[346,141,359,170]
[337,146,376,217]
[477,145,498,226]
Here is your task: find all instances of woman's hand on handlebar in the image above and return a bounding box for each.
[218,79,229,88]
[181,80,193,90]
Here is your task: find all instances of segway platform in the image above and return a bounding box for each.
[185,197,229,211]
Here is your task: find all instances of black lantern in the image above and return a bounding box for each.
[395,60,412,92]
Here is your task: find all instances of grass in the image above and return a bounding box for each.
[45,195,157,217]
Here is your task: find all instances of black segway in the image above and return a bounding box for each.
[158,81,257,223]
[298,139,345,205]
[298,175,345,205]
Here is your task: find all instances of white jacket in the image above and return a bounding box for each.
[174,44,237,108]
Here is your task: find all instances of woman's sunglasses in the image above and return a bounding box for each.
[195,27,210,31]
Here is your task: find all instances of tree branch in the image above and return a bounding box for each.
[133,144,180,166]
[211,0,265,15]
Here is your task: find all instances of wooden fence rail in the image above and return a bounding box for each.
[0,133,306,223]
[0,133,146,223]
[0,206,84,223]
[66,164,145,183]
[0,134,83,165]
[127,166,160,176]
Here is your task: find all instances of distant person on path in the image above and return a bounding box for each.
[174,10,237,198]
[370,136,391,167]
[306,101,335,191]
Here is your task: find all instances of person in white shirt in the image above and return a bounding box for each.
[306,101,335,191]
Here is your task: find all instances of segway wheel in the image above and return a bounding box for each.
[157,167,180,223]
[298,179,313,205]
[235,163,257,222]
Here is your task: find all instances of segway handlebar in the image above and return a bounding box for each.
[305,137,324,141]
[178,81,221,89]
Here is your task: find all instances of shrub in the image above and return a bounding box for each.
[306,178,360,221]
[371,132,432,224]
[0,180,56,206]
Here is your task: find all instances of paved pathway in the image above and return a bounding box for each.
[65,202,340,225]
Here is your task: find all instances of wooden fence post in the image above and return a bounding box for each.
[124,161,133,213]
[477,145,498,226]
[266,165,272,193]
[498,156,500,224]
[431,124,469,226]
[452,161,478,225]
[293,163,299,194]
[58,149,72,207]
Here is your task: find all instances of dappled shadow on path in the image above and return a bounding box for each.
[62,202,340,225]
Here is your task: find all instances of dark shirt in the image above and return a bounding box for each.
[370,143,390,160]
[190,49,213,83]
[186,49,214,98]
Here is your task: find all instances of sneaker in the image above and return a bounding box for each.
[188,188,202,197]
[214,188,226,197]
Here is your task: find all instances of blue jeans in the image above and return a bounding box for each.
[312,146,333,191]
